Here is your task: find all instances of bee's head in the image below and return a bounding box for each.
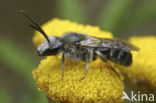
[38,36,63,56]
[21,10,63,56]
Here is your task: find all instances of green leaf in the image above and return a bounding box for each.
[57,0,86,23]
[130,0,156,28]
[97,0,135,32]
[0,85,13,103]
[0,38,36,84]
[0,37,48,103]
[22,91,48,103]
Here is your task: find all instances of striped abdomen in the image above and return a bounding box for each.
[99,49,132,66]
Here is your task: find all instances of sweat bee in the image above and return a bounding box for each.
[21,10,139,80]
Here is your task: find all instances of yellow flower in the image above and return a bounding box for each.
[32,19,124,103]
[122,36,156,87]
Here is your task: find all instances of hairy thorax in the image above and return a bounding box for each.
[63,44,88,61]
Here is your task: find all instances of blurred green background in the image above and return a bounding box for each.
[0,0,156,103]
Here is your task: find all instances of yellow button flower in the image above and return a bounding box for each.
[122,36,156,87]
[32,19,124,103]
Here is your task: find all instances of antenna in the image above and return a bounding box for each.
[21,10,50,43]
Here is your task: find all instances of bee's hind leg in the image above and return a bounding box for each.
[96,51,120,77]
[61,53,65,80]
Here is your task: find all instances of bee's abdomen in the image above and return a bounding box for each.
[100,49,132,66]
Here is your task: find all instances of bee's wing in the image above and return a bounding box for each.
[76,36,139,51]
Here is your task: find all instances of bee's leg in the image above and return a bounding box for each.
[95,51,107,62]
[61,53,65,80]
[80,49,93,80]
[80,59,90,80]
[109,65,120,77]
[96,51,120,77]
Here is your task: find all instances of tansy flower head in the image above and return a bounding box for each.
[122,36,156,87]
[32,19,124,103]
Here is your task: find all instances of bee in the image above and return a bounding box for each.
[21,10,139,80]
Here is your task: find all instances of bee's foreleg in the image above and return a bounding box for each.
[61,53,65,80]
[96,51,120,77]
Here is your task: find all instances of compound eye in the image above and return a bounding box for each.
[48,46,61,55]
[42,45,62,56]
[38,45,62,56]
[38,37,63,56]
